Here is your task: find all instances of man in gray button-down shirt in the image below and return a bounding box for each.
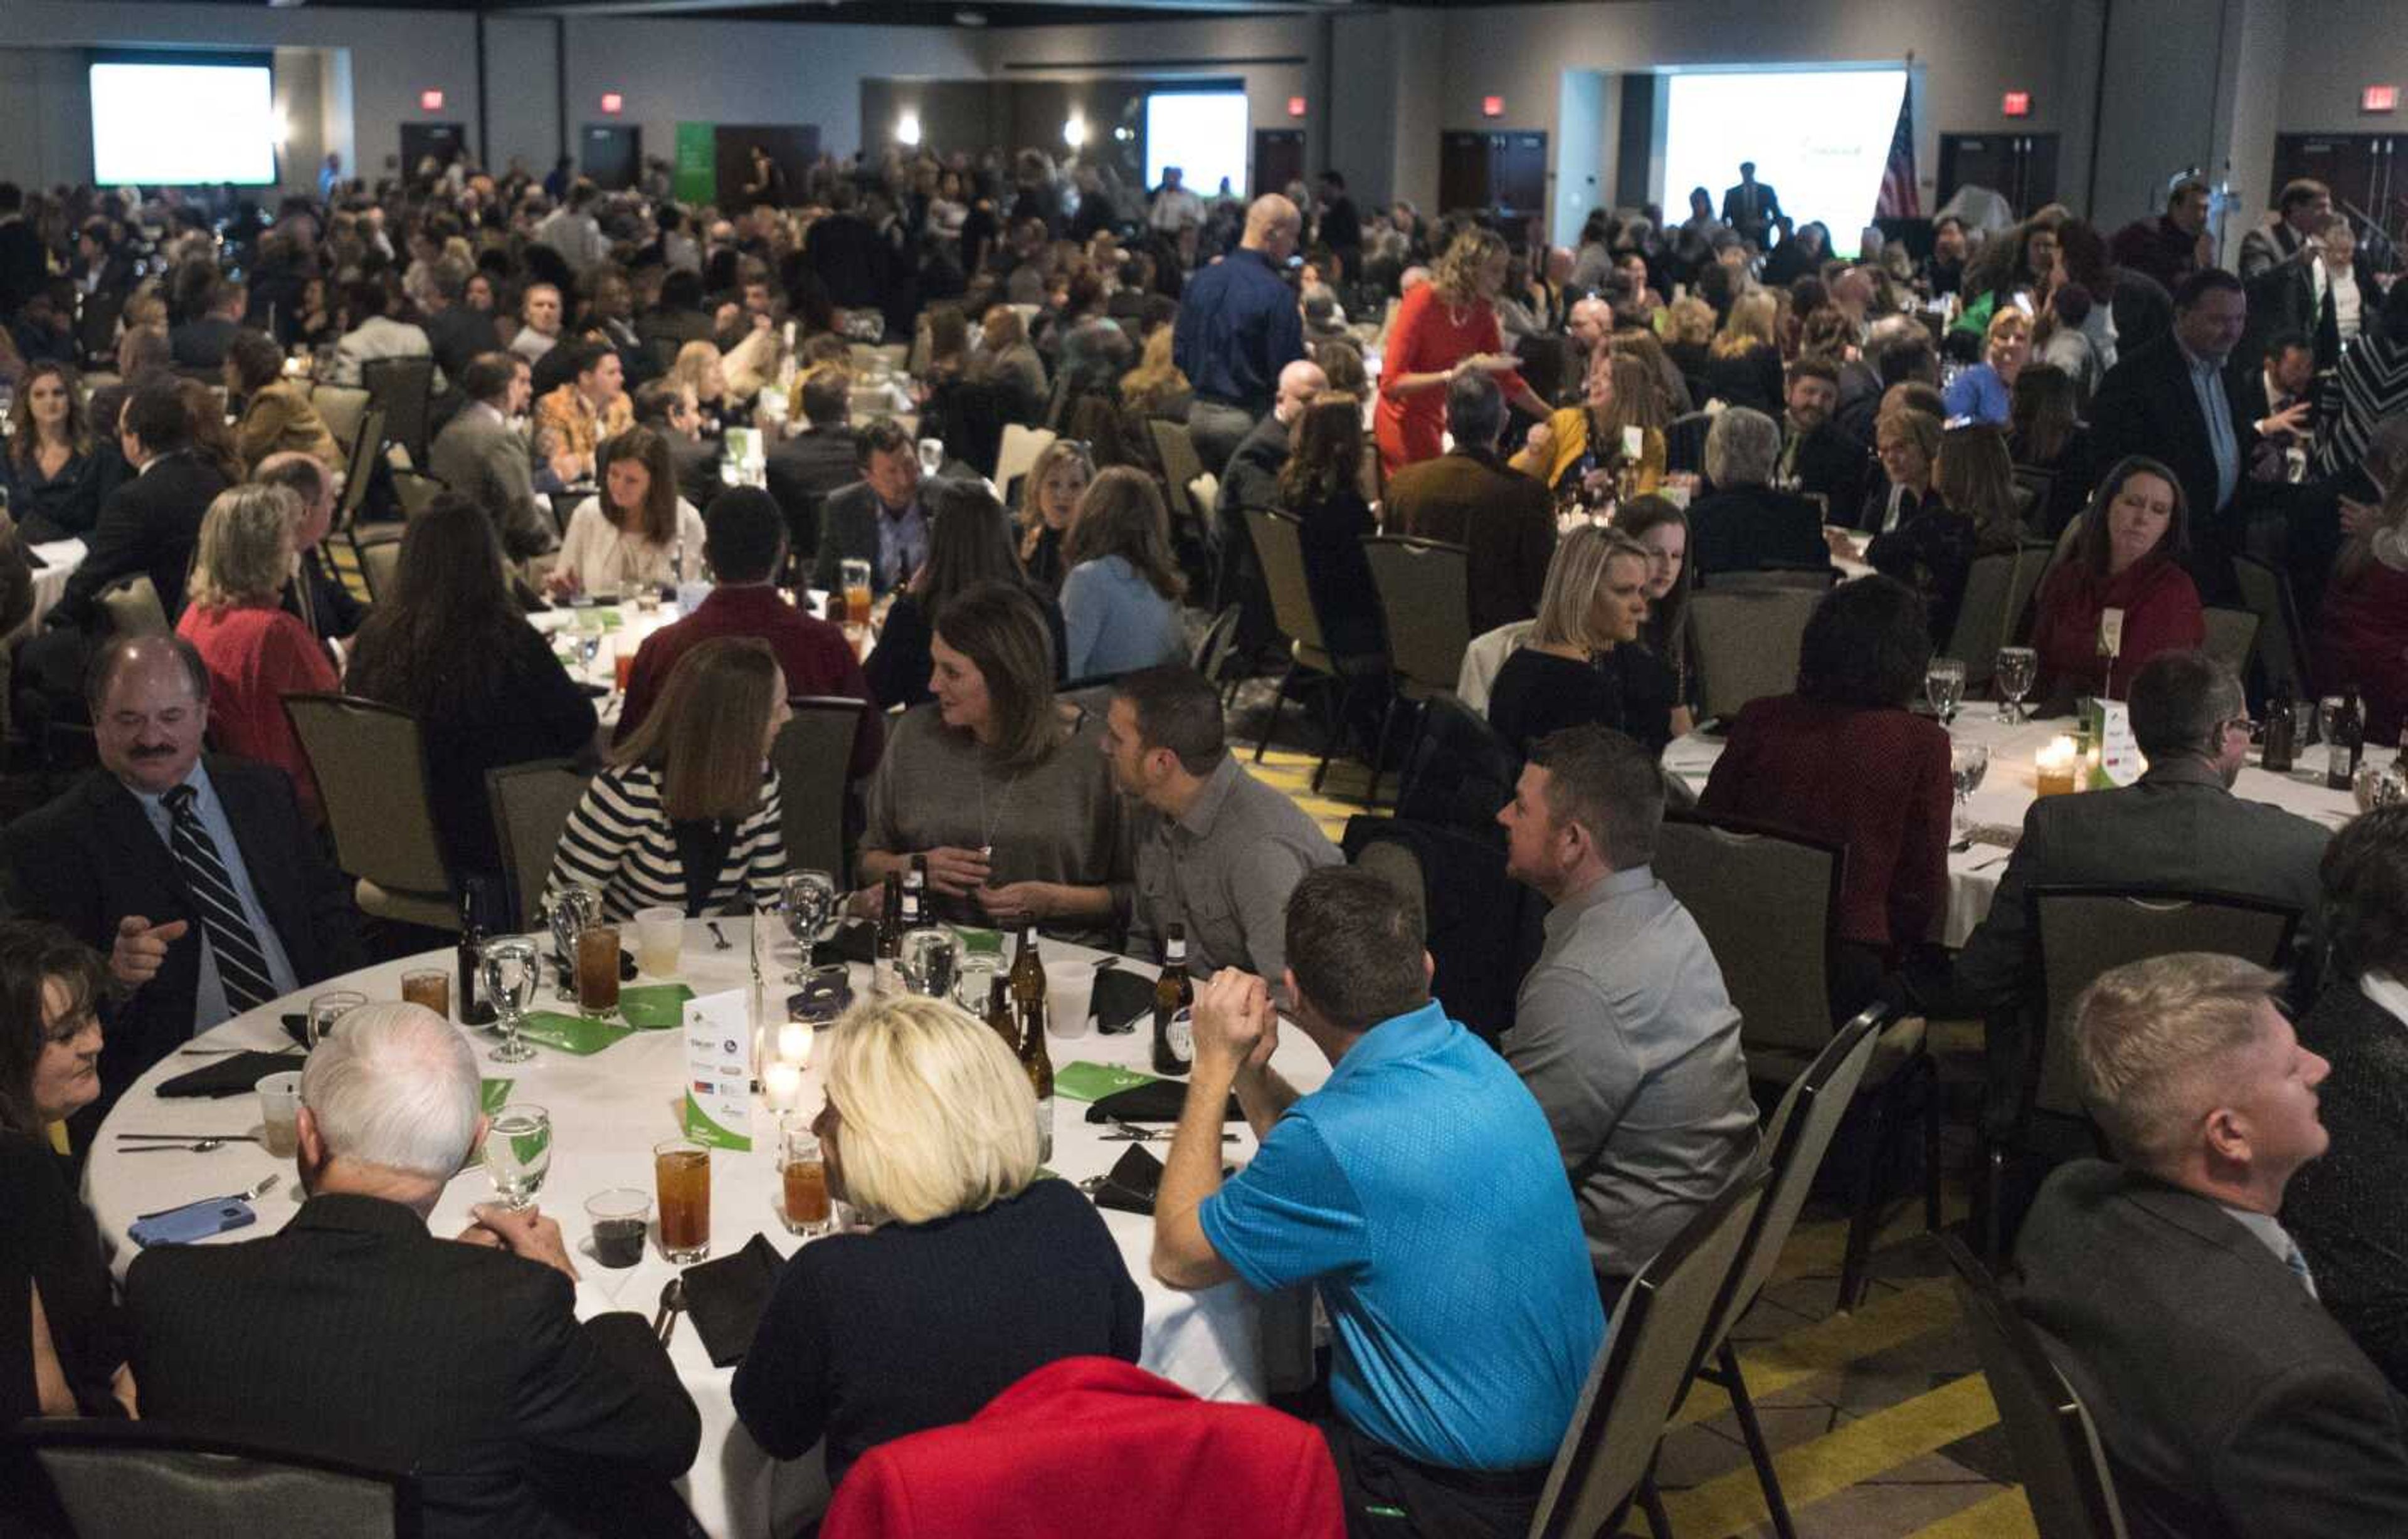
[1498,725,1758,1283]
[1104,666,1341,985]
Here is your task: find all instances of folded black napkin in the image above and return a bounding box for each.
[1090,968,1154,1034]
[1085,1079,1241,1125]
[1089,1145,1165,1217]
[812,919,878,967]
[680,1233,785,1368]
[157,1051,300,1099]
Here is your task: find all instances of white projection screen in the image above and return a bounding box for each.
[1144,91,1249,200]
[90,58,279,186]
[1661,69,1907,259]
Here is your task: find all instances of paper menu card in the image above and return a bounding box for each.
[681,987,754,1150]
[2087,698,2146,788]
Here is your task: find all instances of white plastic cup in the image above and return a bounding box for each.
[1043,960,1094,1040]
[633,906,683,978]
[258,1071,303,1158]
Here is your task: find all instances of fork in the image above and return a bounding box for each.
[138,1174,279,1221]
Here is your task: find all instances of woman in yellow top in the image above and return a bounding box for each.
[224,329,342,475]
[1511,349,1668,502]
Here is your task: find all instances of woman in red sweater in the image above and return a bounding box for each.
[1375,228,1550,477]
[174,484,338,823]
[2027,456,2204,703]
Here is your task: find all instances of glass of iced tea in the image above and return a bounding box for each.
[400,968,450,1019]
[778,1116,832,1237]
[654,1138,711,1262]
[576,923,621,1019]
[841,558,873,626]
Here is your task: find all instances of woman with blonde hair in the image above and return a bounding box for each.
[550,425,706,597]
[1661,294,1718,406]
[1059,466,1186,680]
[1375,227,1550,476]
[175,483,337,822]
[666,340,731,439]
[1704,289,1784,412]
[1483,528,1674,754]
[1942,306,2031,426]
[1014,437,1092,594]
[860,581,1129,944]
[732,993,1139,1486]
[543,636,789,920]
[1116,325,1191,419]
[1513,350,1667,501]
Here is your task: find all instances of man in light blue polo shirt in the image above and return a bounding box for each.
[1153,867,1603,1537]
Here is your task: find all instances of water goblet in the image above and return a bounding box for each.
[900,927,959,998]
[1949,741,1991,847]
[779,870,837,984]
[1994,646,2037,723]
[1924,658,1967,725]
[306,989,368,1051]
[547,886,602,1002]
[482,937,542,1064]
[483,1104,552,1211]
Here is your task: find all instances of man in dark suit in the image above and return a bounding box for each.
[254,452,369,648]
[48,381,228,634]
[808,182,889,313]
[2246,211,2380,374]
[168,278,245,373]
[1955,650,2328,1133]
[1384,372,1555,636]
[2011,951,2408,1538]
[631,379,722,512]
[2087,268,2276,601]
[421,259,502,383]
[767,370,860,571]
[813,418,947,597]
[1212,359,1324,653]
[1,635,362,1127]
[430,352,557,560]
[127,1003,702,1539]
[1719,162,1780,248]
[1777,356,1871,518]
[0,184,46,322]
[1684,407,1827,577]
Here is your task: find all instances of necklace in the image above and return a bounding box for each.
[973,749,1024,858]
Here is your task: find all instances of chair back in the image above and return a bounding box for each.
[485,759,591,933]
[1941,1236,2130,1539]
[1701,565,1835,592]
[1531,1166,1771,1539]
[391,468,445,520]
[333,405,388,533]
[1245,508,1328,657]
[1943,549,2021,685]
[1350,838,1430,939]
[1455,620,1535,715]
[1666,411,1715,476]
[1654,813,1842,1056]
[1149,419,1208,521]
[1362,535,1471,697]
[19,1417,420,1539]
[995,423,1056,500]
[282,694,453,901]
[1697,1006,1888,1363]
[1190,603,1244,690]
[1686,587,1820,723]
[2012,466,2054,526]
[2004,539,2053,645]
[2027,886,2300,1119]
[2199,606,2260,681]
[310,384,372,460]
[2229,555,2305,690]
[1395,691,1522,832]
[361,357,435,469]
[356,534,403,602]
[773,695,869,879]
[97,573,169,638]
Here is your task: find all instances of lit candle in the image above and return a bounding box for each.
[2036,737,2078,797]
[778,1021,812,1066]
[763,1061,802,1111]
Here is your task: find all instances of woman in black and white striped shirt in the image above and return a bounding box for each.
[545,636,791,920]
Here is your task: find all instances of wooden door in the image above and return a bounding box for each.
[580,125,641,191]
[1254,129,1304,201]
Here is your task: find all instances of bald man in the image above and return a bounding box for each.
[1214,357,1328,653]
[1173,193,1309,475]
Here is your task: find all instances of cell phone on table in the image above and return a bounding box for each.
[129,1197,257,1248]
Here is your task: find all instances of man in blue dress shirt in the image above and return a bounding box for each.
[1172,194,1307,476]
[1153,866,1603,1537]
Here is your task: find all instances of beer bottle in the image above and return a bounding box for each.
[2262,678,2296,774]
[874,871,904,994]
[1008,922,1045,1018]
[456,879,496,1027]
[985,974,1020,1053]
[1017,994,1055,1162]
[900,856,926,927]
[2328,690,2364,791]
[1151,925,1194,1076]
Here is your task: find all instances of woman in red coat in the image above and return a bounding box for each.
[1375,228,1550,478]
[2027,455,2204,703]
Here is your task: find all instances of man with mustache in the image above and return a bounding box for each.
[1,634,361,1143]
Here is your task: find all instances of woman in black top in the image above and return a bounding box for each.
[1486,528,1675,754]
[865,481,1067,709]
[343,493,598,888]
[2,361,101,542]
[2008,363,2093,538]
[734,995,1141,1486]
[1277,391,1383,658]
[1867,424,2026,649]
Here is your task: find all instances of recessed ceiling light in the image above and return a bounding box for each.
[954,7,989,21]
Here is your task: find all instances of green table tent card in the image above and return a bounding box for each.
[680,987,754,1151]
[1055,1061,1159,1103]
[517,1011,636,1055]
[619,983,695,1029]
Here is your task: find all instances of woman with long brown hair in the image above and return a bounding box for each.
[1512,350,1667,500]
[346,492,596,885]
[865,481,1066,710]
[1867,423,2025,648]
[1375,228,1548,476]
[550,424,706,597]
[1059,466,1186,680]
[1616,494,1697,736]
[2027,455,2204,701]
[1279,391,1383,658]
[1013,437,1092,594]
[1,361,99,542]
[544,636,789,920]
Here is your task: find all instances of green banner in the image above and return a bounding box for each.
[674,123,716,206]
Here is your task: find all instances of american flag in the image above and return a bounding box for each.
[1876,82,1920,219]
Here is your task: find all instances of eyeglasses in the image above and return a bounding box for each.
[2221,716,2259,738]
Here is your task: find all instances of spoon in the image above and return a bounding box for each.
[706,922,732,951]
[118,1138,245,1153]
[653,1276,688,1345]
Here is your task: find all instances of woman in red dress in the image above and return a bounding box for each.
[2315,474,2408,747]
[1375,228,1551,478]
[2027,455,2204,703]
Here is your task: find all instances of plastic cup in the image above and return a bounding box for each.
[1044,960,1094,1040]
[258,1071,303,1158]
[634,906,683,978]
[584,1188,651,1269]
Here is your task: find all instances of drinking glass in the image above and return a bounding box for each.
[305,989,368,1051]
[483,1105,552,1211]
[1993,646,2038,723]
[840,558,874,626]
[778,1115,833,1237]
[482,937,541,1064]
[633,906,683,977]
[917,438,945,479]
[953,958,999,1015]
[1924,659,1967,725]
[576,925,622,1019]
[655,1138,712,1263]
[1949,741,1991,844]
[547,886,602,1001]
[400,969,450,1019]
[585,1189,650,1269]
[257,1071,303,1158]
[779,871,837,984]
[900,928,959,997]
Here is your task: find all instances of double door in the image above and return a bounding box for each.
[1937,133,2059,218]
[1437,131,1548,221]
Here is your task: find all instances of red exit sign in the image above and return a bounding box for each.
[1481,95,1504,118]
[2001,91,2030,118]
[420,88,445,112]
[2365,85,2400,114]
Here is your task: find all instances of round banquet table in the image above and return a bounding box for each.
[84,920,1325,1538]
[1662,711,2363,948]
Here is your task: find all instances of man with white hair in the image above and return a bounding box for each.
[2012,954,2408,1536]
[1173,193,1308,475]
[1213,357,1326,650]
[126,1004,702,1538]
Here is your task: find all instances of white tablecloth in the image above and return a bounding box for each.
[1664,713,2362,948]
[18,537,84,638]
[84,922,1324,1538]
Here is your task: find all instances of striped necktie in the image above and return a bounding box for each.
[161,785,277,1013]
